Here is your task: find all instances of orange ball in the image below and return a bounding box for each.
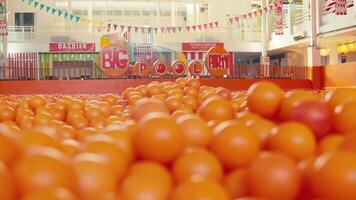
[325,88,356,111]
[247,81,284,118]
[224,169,248,199]
[334,100,356,134]
[172,148,223,183]
[14,147,75,195]
[130,98,169,121]
[318,134,345,154]
[133,113,184,164]
[29,95,47,110]
[22,188,78,200]
[171,178,230,200]
[198,97,235,121]
[0,161,15,200]
[278,91,317,120]
[176,114,213,148]
[210,121,260,169]
[269,122,316,161]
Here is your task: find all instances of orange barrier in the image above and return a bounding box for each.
[0,79,313,95]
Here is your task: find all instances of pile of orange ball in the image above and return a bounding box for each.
[0,78,356,200]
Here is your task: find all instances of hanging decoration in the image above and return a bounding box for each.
[324,0,353,15]
[0,0,7,37]
[335,0,347,15]
[228,3,275,25]
[274,0,284,35]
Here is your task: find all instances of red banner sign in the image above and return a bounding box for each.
[49,43,96,52]
[182,43,224,51]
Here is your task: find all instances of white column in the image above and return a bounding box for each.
[328,45,339,65]
[261,0,270,66]
[307,0,321,66]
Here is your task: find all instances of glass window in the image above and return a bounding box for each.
[15,13,35,27]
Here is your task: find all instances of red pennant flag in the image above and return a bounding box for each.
[264,7,268,12]
[120,25,125,31]
[161,27,165,33]
[248,12,253,18]
[214,21,219,27]
[258,9,263,15]
[113,24,118,30]
[186,26,191,32]
[254,11,258,16]
[107,24,111,31]
[127,26,132,32]
[192,25,197,31]
[269,4,274,10]
[229,18,234,24]
[148,28,152,33]
[178,27,182,32]
[172,27,176,33]
[140,27,145,33]
[203,24,208,29]
[243,14,247,19]
[198,24,202,30]
[208,23,213,28]
[167,27,171,33]
[235,16,240,23]
[134,27,139,33]
[154,28,159,33]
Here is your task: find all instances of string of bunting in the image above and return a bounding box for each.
[228,3,276,25]
[106,21,219,34]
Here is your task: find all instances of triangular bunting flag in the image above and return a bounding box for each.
[258,9,263,15]
[127,26,132,32]
[186,26,191,32]
[243,14,247,19]
[34,1,39,7]
[64,12,69,19]
[75,16,80,22]
[209,22,213,28]
[254,11,258,16]
[264,7,268,12]
[167,27,171,33]
[70,14,74,21]
[198,24,202,30]
[51,8,56,15]
[120,25,125,31]
[40,3,45,10]
[113,24,118,30]
[141,27,145,33]
[134,27,139,33]
[235,16,240,23]
[248,12,253,18]
[269,4,274,10]
[161,27,165,33]
[154,28,158,33]
[148,28,152,33]
[192,25,196,31]
[46,6,51,12]
[28,0,34,5]
[203,24,208,29]
[58,10,62,17]
[214,21,219,27]
[107,24,111,31]
[178,27,182,32]
[229,18,234,24]
[172,27,176,33]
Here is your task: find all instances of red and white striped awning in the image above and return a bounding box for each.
[324,0,354,14]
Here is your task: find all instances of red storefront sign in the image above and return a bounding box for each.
[100,48,129,77]
[49,43,96,52]
[182,43,224,51]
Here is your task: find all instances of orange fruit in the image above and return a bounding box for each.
[246,152,301,200]
[310,151,356,200]
[171,178,230,200]
[81,135,128,178]
[269,122,316,161]
[247,82,284,118]
[318,134,345,154]
[198,97,234,121]
[22,188,78,200]
[176,114,212,147]
[14,147,75,195]
[133,113,184,163]
[334,100,356,134]
[210,121,260,169]
[73,153,117,200]
[130,98,169,121]
[172,147,223,183]
[224,169,248,199]
[119,161,173,200]
[0,161,15,200]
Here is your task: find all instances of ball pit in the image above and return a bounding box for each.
[0,78,356,200]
